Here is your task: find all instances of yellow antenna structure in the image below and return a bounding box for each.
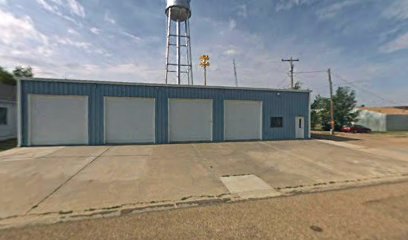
[199,55,210,86]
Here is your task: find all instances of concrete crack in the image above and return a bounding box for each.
[24,147,112,215]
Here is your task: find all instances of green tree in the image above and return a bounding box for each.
[311,87,359,131]
[293,81,302,90]
[0,67,16,85]
[311,95,331,130]
[13,66,33,78]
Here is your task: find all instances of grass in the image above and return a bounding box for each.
[0,139,17,152]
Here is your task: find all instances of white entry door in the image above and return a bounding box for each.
[168,99,213,142]
[224,100,262,141]
[295,116,305,139]
[29,94,89,146]
[105,97,155,144]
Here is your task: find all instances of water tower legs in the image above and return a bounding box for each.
[164,9,193,85]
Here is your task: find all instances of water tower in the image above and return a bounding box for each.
[165,0,193,85]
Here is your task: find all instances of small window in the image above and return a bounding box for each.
[271,117,283,128]
[0,107,7,125]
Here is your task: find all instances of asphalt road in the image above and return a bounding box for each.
[1,180,408,240]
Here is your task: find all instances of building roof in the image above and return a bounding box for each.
[19,77,312,94]
[359,107,408,115]
[0,83,16,102]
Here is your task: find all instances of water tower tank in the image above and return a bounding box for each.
[166,0,191,22]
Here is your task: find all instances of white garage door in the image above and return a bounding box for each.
[29,95,88,146]
[105,97,155,144]
[169,99,213,142]
[224,100,262,141]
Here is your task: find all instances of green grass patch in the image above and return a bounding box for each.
[0,139,17,152]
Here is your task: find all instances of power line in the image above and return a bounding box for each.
[333,72,398,106]
[294,70,327,74]
[276,76,290,88]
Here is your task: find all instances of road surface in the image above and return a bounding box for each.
[1,180,408,240]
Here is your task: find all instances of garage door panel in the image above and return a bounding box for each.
[169,99,213,142]
[224,100,262,141]
[29,95,89,145]
[105,97,155,144]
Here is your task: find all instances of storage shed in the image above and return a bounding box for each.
[17,78,311,146]
[357,107,408,132]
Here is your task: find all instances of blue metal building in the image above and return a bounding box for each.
[17,78,311,146]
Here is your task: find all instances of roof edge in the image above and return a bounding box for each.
[18,77,312,93]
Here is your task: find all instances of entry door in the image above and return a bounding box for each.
[295,116,305,139]
[105,97,155,144]
[168,99,213,142]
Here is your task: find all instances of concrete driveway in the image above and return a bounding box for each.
[1,139,408,228]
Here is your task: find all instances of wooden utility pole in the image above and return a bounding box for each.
[328,68,335,135]
[282,57,299,89]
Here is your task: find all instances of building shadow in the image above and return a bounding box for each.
[311,132,360,142]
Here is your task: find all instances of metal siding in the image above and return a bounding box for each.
[20,79,310,146]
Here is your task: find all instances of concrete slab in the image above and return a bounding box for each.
[32,145,227,214]
[193,142,344,188]
[220,175,273,193]
[0,156,96,219]
[220,175,281,199]
[0,147,63,162]
[45,146,109,158]
[102,145,154,157]
[31,156,150,213]
[2,137,408,222]
[264,141,408,178]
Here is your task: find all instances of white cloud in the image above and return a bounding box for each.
[104,12,116,24]
[67,28,79,35]
[380,32,408,53]
[35,0,85,21]
[120,31,141,42]
[0,9,48,45]
[228,19,236,31]
[316,0,361,19]
[66,0,85,18]
[0,0,7,5]
[40,63,163,83]
[55,36,91,49]
[90,27,101,35]
[383,0,408,20]
[224,49,239,56]
[275,0,316,12]
[237,4,247,18]
[36,0,57,13]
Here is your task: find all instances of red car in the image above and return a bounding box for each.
[341,125,372,133]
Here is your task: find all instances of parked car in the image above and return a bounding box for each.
[341,125,372,133]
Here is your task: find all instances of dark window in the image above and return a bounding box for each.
[299,118,302,128]
[0,107,7,125]
[271,117,283,128]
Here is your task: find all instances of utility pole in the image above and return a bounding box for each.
[328,68,335,135]
[233,59,238,87]
[282,57,299,89]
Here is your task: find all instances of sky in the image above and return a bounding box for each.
[0,0,407,106]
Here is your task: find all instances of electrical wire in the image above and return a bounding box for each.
[333,72,398,106]
[294,70,327,74]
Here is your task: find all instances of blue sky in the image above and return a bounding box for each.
[0,0,407,106]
